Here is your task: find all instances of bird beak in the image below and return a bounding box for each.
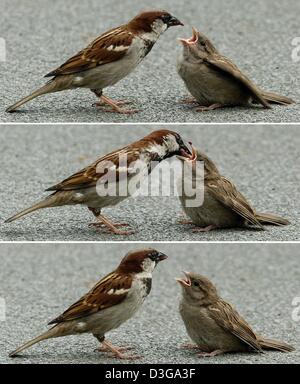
[156,252,168,262]
[167,16,184,27]
[177,143,197,162]
[178,26,199,45]
[176,271,191,287]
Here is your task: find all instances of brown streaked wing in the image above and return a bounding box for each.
[209,300,263,352]
[46,148,141,191]
[205,54,271,108]
[48,272,133,324]
[45,26,133,77]
[206,176,264,228]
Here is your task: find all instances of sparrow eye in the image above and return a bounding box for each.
[160,14,171,23]
[193,281,200,287]
[149,252,158,261]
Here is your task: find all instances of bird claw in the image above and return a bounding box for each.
[95,94,139,114]
[115,346,133,352]
[197,350,224,358]
[96,345,133,353]
[194,104,224,112]
[192,225,217,233]
[89,222,104,229]
[89,222,134,235]
[94,100,132,107]
[95,344,139,360]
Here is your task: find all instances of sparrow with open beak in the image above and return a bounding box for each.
[177,147,290,232]
[177,272,294,357]
[177,27,295,111]
[5,129,194,235]
[6,11,183,114]
[9,248,168,360]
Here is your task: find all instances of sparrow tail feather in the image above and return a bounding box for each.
[5,194,63,223]
[259,337,294,353]
[260,91,295,106]
[9,326,60,357]
[255,212,290,226]
[6,77,70,112]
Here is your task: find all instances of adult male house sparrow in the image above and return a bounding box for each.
[177,272,294,357]
[10,248,168,359]
[5,129,194,235]
[177,148,290,231]
[177,28,295,111]
[6,11,183,114]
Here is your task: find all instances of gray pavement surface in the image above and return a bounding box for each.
[0,0,299,123]
[1,124,299,241]
[0,243,299,364]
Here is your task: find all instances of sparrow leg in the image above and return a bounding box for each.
[88,208,135,235]
[94,99,132,107]
[91,89,137,113]
[97,214,135,235]
[98,95,139,114]
[192,224,218,232]
[96,344,133,353]
[194,103,226,112]
[100,340,140,360]
[197,349,225,358]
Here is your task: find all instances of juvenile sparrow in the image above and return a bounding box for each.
[177,272,294,357]
[177,28,295,111]
[6,11,183,114]
[9,248,168,359]
[5,129,194,235]
[177,148,290,232]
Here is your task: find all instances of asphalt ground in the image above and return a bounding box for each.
[0,243,299,364]
[0,124,299,241]
[0,0,299,123]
